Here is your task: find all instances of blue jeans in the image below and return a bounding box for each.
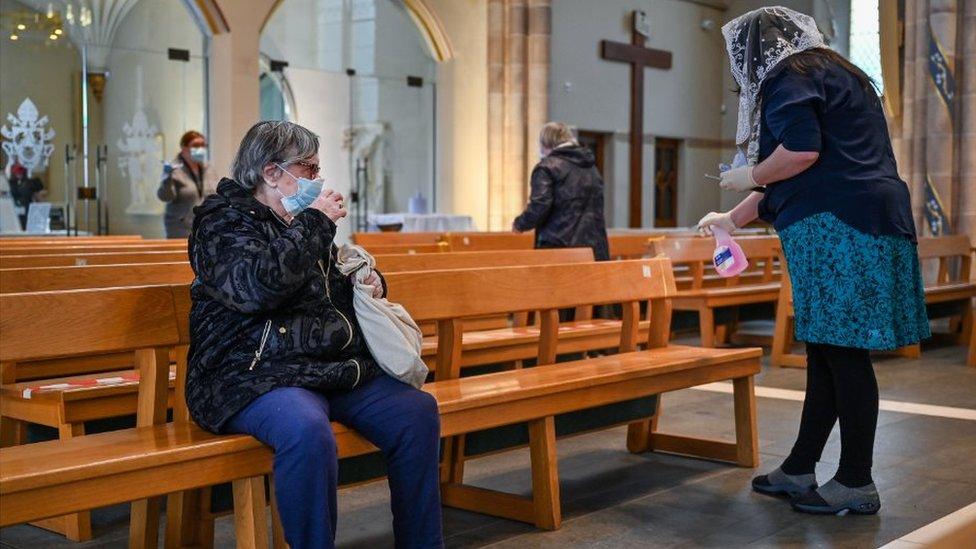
[227,375,443,549]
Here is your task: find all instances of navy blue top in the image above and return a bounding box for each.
[756,61,917,240]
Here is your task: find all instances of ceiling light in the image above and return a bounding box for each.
[16,24,26,30]
[49,34,58,40]
[54,29,63,35]
[10,34,19,40]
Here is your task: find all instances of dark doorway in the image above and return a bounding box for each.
[577,130,609,175]
[654,138,679,227]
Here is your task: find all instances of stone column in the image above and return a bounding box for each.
[487,0,550,231]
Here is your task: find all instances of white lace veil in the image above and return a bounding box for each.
[722,6,826,165]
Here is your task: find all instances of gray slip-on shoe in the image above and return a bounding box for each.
[791,479,881,515]
[752,467,818,498]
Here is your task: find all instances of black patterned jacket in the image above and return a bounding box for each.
[513,146,610,261]
[186,178,382,433]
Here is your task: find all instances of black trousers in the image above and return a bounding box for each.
[781,342,879,487]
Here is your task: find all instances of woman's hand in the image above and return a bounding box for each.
[310,188,347,222]
[697,211,736,236]
[363,270,383,298]
[719,166,757,192]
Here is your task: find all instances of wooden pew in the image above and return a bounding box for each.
[0,251,189,269]
[441,232,535,251]
[652,236,782,347]
[0,235,143,245]
[0,249,586,540]
[770,235,976,368]
[0,262,195,294]
[608,234,660,259]
[351,231,443,247]
[363,242,449,255]
[0,261,760,545]
[0,242,187,256]
[0,286,180,542]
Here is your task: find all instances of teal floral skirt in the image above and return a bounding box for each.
[779,212,931,351]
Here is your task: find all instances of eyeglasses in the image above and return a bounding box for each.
[289,160,321,178]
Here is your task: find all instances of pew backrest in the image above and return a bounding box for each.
[351,232,443,247]
[363,243,449,255]
[441,232,535,252]
[374,248,594,272]
[916,235,973,284]
[0,286,181,365]
[0,249,597,294]
[0,262,195,293]
[0,251,189,269]
[0,242,187,256]
[651,235,781,289]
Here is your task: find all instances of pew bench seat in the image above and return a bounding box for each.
[670,283,781,347]
[1,344,761,536]
[419,318,653,367]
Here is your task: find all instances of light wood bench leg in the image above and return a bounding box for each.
[440,435,466,484]
[270,480,289,549]
[733,376,759,467]
[29,423,93,542]
[0,415,27,447]
[959,305,973,345]
[631,375,761,468]
[233,475,270,549]
[439,417,562,530]
[699,308,716,348]
[528,416,561,530]
[165,488,214,549]
[626,398,662,454]
[968,309,976,368]
[130,497,163,548]
[895,344,922,359]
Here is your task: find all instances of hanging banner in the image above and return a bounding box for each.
[924,175,949,236]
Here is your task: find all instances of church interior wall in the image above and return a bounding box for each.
[548,0,727,228]
[426,0,489,231]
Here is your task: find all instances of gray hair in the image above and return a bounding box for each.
[231,120,319,190]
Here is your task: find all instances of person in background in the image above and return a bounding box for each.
[512,121,610,262]
[158,130,218,238]
[699,7,929,515]
[187,121,442,548]
[7,163,47,230]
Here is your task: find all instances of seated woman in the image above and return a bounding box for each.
[186,120,443,549]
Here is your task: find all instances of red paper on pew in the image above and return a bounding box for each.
[21,370,176,399]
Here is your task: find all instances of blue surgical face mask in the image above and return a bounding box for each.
[274,163,323,216]
[189,147,207,164]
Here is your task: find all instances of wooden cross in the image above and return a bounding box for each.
[600,10,672,228]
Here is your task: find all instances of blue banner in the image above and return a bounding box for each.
[928,21,956,119]
[924,175,949,236]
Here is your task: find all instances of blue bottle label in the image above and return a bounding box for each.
[714,246,734,270]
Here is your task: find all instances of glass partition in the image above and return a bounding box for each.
[0,0,208,236]
[262,0,437,239]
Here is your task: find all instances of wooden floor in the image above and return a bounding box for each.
[2,330,974,548]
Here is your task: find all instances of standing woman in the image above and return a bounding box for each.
[513,121,610,262]
[698,7,929,515]
[158,130,218,238]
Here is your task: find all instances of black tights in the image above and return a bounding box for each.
[781,343,879,487]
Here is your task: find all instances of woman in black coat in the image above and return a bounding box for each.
[513,121,610,261]
[187,121,443,548]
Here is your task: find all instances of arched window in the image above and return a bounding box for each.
[849,0,883,94]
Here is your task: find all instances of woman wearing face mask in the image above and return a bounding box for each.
[698,7,929,515]
[187,121,443,548]
[157,130,218,238]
